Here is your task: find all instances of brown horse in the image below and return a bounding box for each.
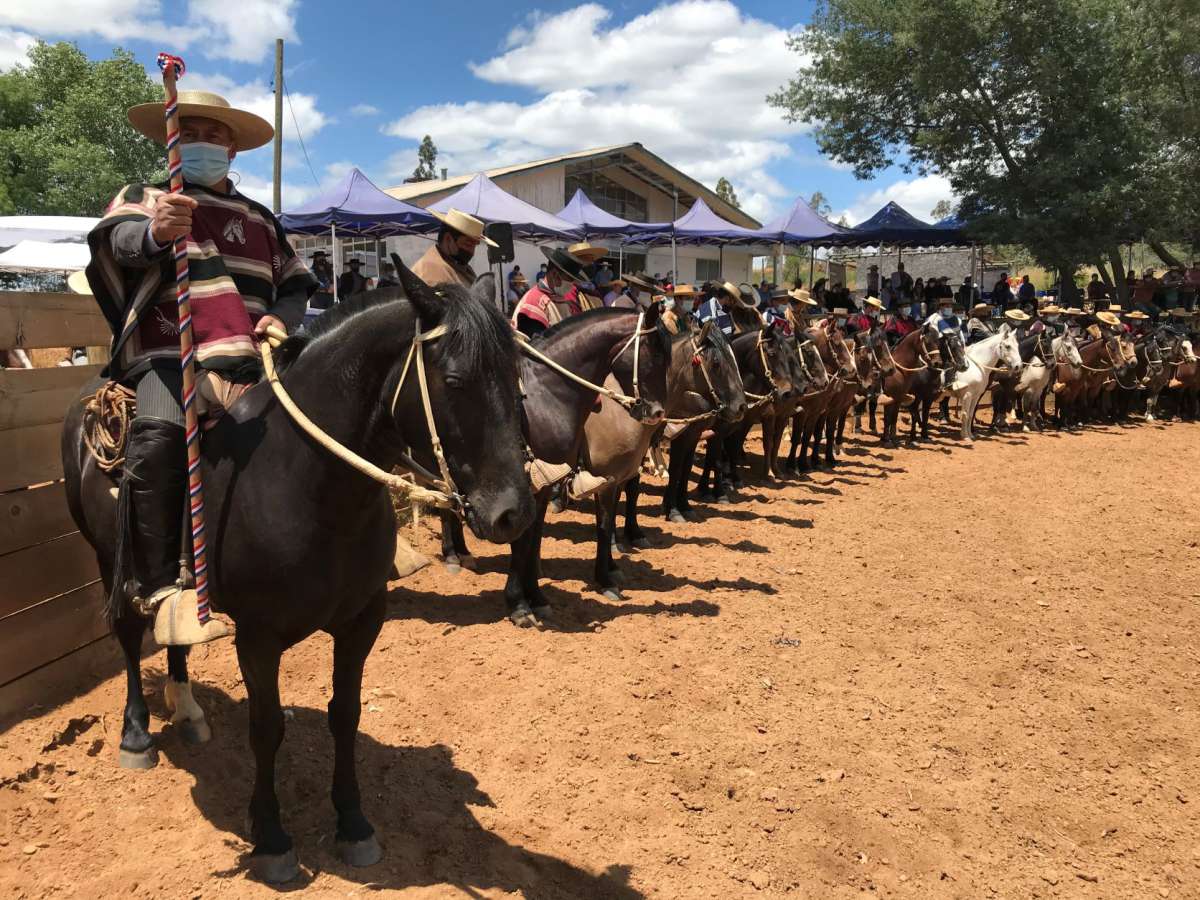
[784,324,855,473]
[878,325,941,446]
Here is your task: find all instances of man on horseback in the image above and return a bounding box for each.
[411,208,497,288]
[511,247,589,336]
[85,90,316,645]
[965,303,994,344]
[695,282,744,335]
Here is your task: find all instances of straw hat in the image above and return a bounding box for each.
[606,278,626,290]
[970,302,991,315]
[539,246,586,284]
[1168,307,1190,317]
[863,296,883,310]
[511,272,528,286]
[429,208,498,247]
[1040,304,1064,315]
[937,295,954,306]
[1064,307,1085,316]
[128,90,274,151]
[1124,310,1149,320]
[1004,309,1030,322]
[66,269,92,295]
[832,307,849,316]
[670,283,700,298]
[1096,311,1121,327]
[789,289,817,307]
[622,272,657,292]
[566,242,608,264]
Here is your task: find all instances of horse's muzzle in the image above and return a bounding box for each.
[629,398,665,425]
[467,484,535,544]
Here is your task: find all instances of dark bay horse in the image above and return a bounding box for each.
[784,325,856,473]
[62,269,535,882]
[437,305,674,626]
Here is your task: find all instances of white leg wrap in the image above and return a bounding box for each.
[165,679,205,725]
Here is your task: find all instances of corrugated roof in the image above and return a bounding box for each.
[383,143,761,229]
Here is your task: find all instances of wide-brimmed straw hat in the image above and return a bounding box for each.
[832,307,849,316]
[1168,307,1190,317]
[670,283,700,298]
[789,289,817,307]
[430,208,498,247]
[566,242,608,264]
[66,269,92,295]
[128,90,274,151]
[1064,307,1085,316]
[540,246,586,284]
[863,296,883,310]
[1040,304,1064,314]
[1124,309,1149,320]
[1005,309,1031,322]
[622,272,657,292]
[971,302,991,315]
[1096,311,1121,326]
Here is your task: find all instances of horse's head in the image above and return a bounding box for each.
[695,320,747,423]
[758,327,795,402]
[391,260,535,544]
[610,301,671,425]
[1056,333,1083,369]
[862,325,895,379]
[1183,338,1197,363]
[797,335,830,391]
[996,323,1023,372]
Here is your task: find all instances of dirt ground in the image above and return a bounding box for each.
[2,418,1199,899]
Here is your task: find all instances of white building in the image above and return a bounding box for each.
[376,144,761,290]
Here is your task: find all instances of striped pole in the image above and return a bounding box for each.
[157,52,211,625]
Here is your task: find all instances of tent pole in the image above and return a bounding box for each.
[671,188,678,282]
[808,245,814,286]
[619,243,624,278]
[719,244,723,277]
[331,223,338,303]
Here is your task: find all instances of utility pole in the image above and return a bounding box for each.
[272,38,283,213]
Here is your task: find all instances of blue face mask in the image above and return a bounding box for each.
[180,141,231,186]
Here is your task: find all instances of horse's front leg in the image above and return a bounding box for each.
[236,632,297,883]
[115,615,157,769]
[623,475,650,547]
[594,485,623,601]
[439,510,474,573]
[165,645,210,745]
[328,591,385,868]
[505,493,550,626]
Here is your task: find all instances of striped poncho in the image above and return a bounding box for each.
[86,181,316,382]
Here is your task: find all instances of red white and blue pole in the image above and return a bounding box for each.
[157,52,210,625]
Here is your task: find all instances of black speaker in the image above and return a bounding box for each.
[485,222,514,264]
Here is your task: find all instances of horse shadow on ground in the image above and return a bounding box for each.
[543,552,776,599]
[687,505,813,531]
[157,693,642,898]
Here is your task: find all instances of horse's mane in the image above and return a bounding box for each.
[278,283,516,378]
[535,304,675,355]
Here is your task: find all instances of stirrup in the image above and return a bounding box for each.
[1052,381,1067,394]
[143,586,233,646]
[567,469,610,500]
[528,459,571,492]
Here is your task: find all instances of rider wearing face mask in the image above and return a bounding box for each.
[412,208,497,289]
[511,246,588,338]
[85,90,317,645]
[846,295,882,335]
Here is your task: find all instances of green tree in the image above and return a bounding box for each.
[411,135,438,181]
[807,191,831,217]
[715,176,740,209]
[768,0,1197,304]
[930,199,955,221]
[0,41,163,215]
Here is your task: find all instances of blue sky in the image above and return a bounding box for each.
[0,0,952,225]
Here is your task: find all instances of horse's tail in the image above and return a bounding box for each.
[104,475,135,628]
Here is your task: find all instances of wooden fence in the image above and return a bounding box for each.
[0,291,112,690]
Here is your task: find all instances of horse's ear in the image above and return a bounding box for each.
[643,299,662,327]
[391,253,441,321]
[470,273,496,308]
[699,319,715,342]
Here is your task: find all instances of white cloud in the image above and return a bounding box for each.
[0,0,296,63]
[384,1,806,222]
[837,173,955,226]
[349,103,379,117]
[0,27,36,71]
[191,72,329,145]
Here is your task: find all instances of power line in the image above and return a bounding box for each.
[282,73,321,189]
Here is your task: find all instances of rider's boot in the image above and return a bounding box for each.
[124,417,232,646]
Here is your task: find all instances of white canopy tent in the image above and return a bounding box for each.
[0,240,91,272]
[0,215,98,249]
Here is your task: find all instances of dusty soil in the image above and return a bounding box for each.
[2,419,1199,899]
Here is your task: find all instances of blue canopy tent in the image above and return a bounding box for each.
[556,189,668,240]
[279,167,441,301]
[430,174,580,242]
[759,197,851,285]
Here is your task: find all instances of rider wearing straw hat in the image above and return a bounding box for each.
[511,246,588,336]
[412,208,498,289]
[86,89,317,644]
[695,281,745,336]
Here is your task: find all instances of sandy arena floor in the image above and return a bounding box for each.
[1,418,1199,899]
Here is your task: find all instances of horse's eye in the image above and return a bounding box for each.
[444,374,465,390]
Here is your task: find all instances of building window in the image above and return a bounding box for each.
[564,170,649,222]
[288,234,383,280]
[696,258,721,283]
[620,252,647,276]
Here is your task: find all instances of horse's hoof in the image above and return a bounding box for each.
[249,848,300,884]
[338,834,382,868]
[118,746,158,770]
[177,717,212,745]
[458,554,478,572]
[509,611,539,628]
[601,588,624,602]
[531,604,552,619]
[683,509,701,523]
[630,536,652,550]
[443,555,462,574]
[716,495,731,506]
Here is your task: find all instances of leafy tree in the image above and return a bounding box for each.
[807,191,831,217]
[768,0,1198,304]
[715,176,740,209]
[930,199,955,221]
[0,42,163,215]
[411,135,439,181]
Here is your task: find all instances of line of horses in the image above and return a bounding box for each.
[59,263,1200,882]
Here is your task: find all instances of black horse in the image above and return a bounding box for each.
[62,267,535,882]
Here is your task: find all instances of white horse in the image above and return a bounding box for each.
[1017,332,1081,431]
[947,324,1023,440]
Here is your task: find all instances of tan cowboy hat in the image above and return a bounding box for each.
[971,302,991,315]
[1004,309,1031,322]
[606,277,626,289]
[832,307,849,315]
[1064,307,1085,316]
[1040,304,1064,314]
[720,281,743,302]
[670,283,700,297]
[566,242,608,264]
[66,269,92,295]
[128,90,274,151]
[788,289,817,307]
[429,208,498,247]
[1096,311,1121,327]
[1124,309,1149,320]
[511,272,528,285]
[863,296,883,310]
[1168,307,1190,317]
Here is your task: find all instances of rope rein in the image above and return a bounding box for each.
[81,382,136,472]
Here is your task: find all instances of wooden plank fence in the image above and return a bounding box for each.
[0,292,111,692]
